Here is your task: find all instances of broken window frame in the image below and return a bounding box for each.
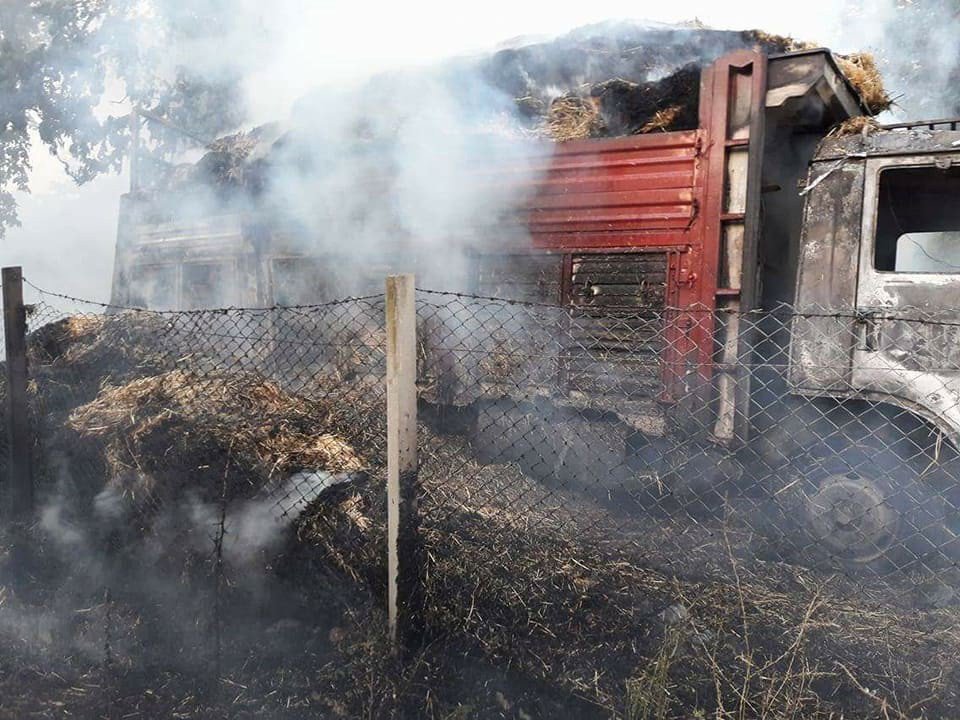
[866,156,960,276]
[128,262,179,311]
[857,154,960,312]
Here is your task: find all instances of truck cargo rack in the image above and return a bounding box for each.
[882,117,960,132]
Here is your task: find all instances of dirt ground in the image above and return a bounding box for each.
[1,313,959,718]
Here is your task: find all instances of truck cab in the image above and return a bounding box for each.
[791,122,960,448]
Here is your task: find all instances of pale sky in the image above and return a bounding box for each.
[238,1,852,125]
[0,0,877,304]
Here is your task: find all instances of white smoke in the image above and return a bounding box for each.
[3,0,862,303]
[0,464,350,664]
[221,470,352,563]
[835,1,960,121]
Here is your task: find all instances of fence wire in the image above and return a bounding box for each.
[3,290,389,713]
[414,288,960,717]
[5,281,960,717]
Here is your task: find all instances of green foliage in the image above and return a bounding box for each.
[0,0,246,238]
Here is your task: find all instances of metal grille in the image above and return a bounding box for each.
[565,252,667,399]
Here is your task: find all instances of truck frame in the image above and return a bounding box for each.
[110,48,960,569]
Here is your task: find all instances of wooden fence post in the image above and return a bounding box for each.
[385,274,423,650]
[3,266,33,520]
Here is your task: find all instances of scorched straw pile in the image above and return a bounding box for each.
[0,299,957,719]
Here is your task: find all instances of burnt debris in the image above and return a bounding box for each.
[145,23,887,195]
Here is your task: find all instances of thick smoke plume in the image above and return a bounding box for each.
[4,3,960,708]
[841,0,960,120]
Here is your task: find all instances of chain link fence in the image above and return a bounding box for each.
[2,287,391,715]
[414,288,960,717]
[3,279,960,717]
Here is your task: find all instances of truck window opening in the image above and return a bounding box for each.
[875,165,960,273]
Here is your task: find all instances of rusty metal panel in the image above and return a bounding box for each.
[568,253,668,307]
[563,252,667,401]
[518,132,703,249]
[671,49,767,415]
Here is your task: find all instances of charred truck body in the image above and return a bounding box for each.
[111,48,960,569]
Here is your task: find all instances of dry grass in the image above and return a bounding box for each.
[640,105,683,134]
[66,369,371,511]
[542,95,604,142]
[625,628,681,720]
[291,431,960,717]
[397,433,960,716]
[829,115,883,138]
[30,312,167,367]
[261,432,365,475]
[836,52,892,114]
[415,493,960,717]
[746,30,819,54]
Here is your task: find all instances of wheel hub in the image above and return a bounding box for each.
[805,474,899,563]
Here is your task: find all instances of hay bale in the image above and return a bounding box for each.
[591,66,701,137]
[262,433,366,476]
[745,29,818,54]
[836,52,891,114]
[27,312,175,416]
[541,96,603,142]
[67,369,367,512]
[22,312,385,509]
[639,104,683,133]
[29,315,107,360]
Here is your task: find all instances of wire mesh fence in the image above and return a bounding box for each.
[4,278,960,717]
[415,290,960,585]
[3,289,390,709]
[413,288,960,717]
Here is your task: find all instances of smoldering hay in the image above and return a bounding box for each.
[149,23,889,196]
[2,308,959,717]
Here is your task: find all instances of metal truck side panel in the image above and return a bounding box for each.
[789,159,866,392]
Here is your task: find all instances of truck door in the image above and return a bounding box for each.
[854,154,960,438]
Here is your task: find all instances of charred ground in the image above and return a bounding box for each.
[1,310,959,719]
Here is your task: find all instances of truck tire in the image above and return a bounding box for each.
[771,433,959,576]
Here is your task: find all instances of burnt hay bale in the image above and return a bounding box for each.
[66,369,369,513]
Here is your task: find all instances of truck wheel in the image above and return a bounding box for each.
[775,437,958,575]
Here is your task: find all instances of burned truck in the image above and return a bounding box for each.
[110,46,960,570]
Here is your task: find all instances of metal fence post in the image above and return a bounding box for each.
[2,267,33,520]
[385,274,423,650]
